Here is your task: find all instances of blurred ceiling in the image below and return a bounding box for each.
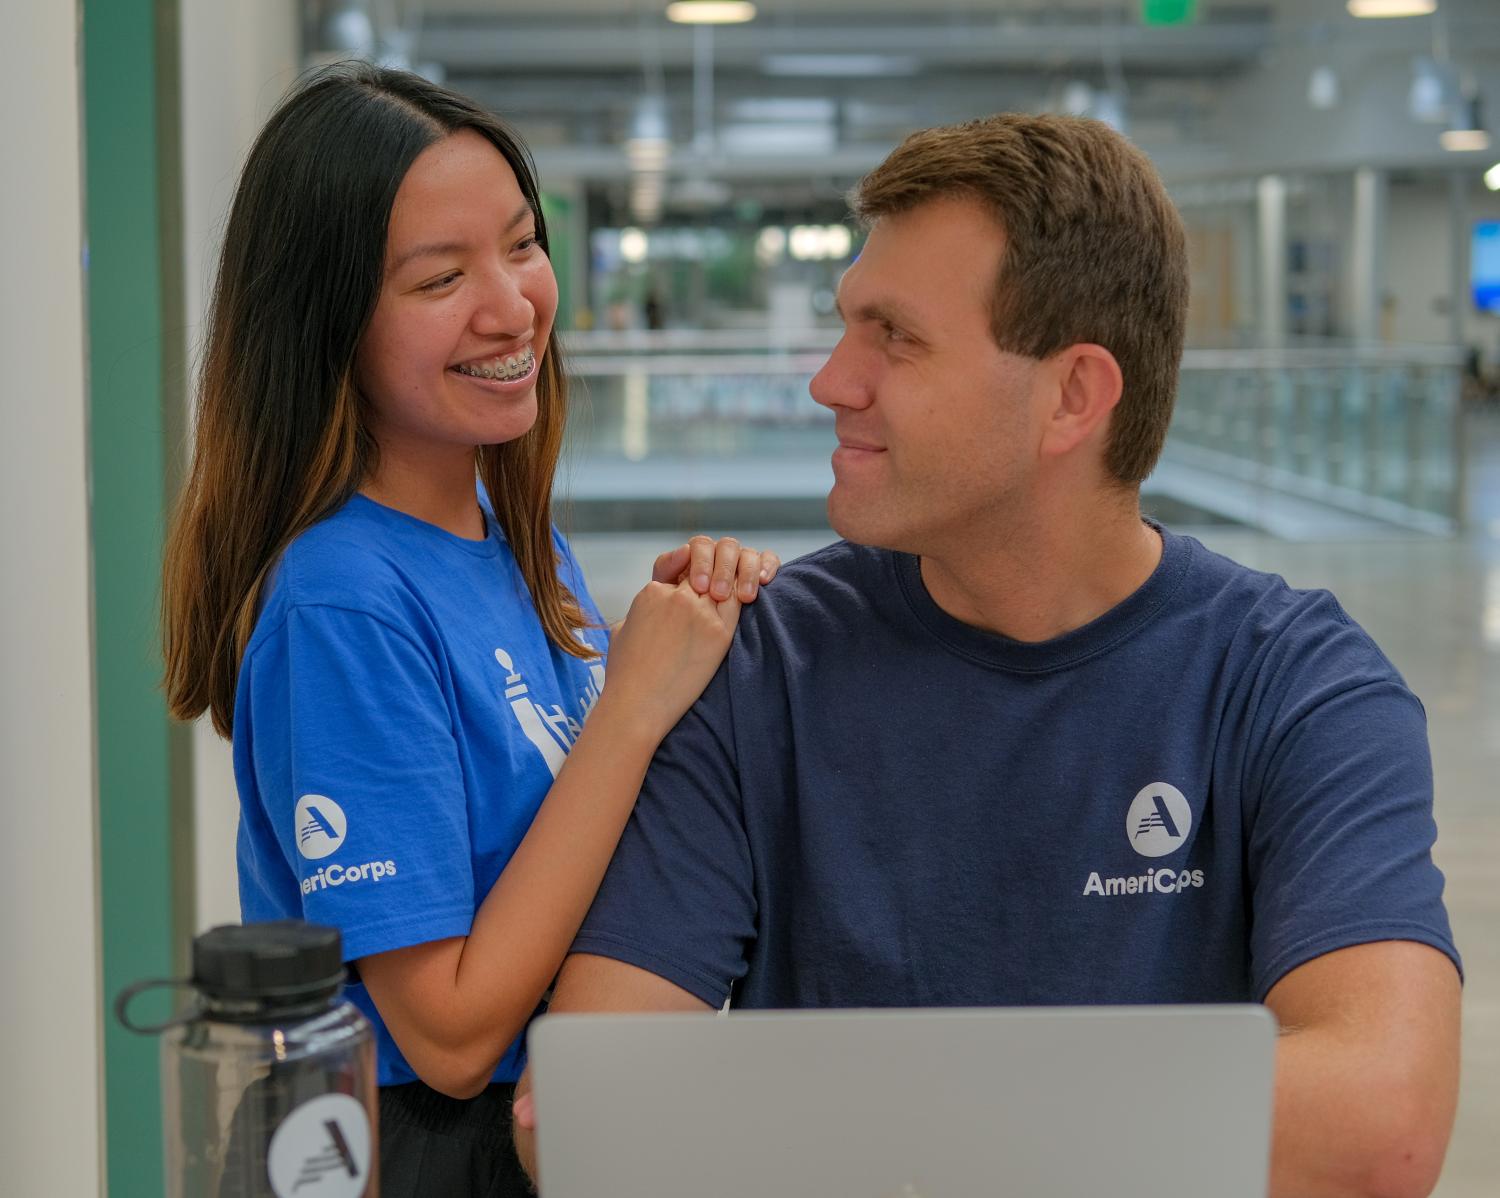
[307,1,1500,215]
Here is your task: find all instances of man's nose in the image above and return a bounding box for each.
[810,336,871,411]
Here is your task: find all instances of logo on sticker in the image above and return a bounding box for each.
[266,1092,371,1197]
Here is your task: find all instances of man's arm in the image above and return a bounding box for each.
[513,953,713,1182]
[1266,940,1461,1198]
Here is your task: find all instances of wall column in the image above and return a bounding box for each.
[83,0,191,1192]
[1351,166,1389,343]
[1257,174,1288,347]
[179,1,301,935]
[0,2,105,1193]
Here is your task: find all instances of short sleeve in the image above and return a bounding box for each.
[241,604,477,961]
[571,665,756,1006]
[1245,631,1462,999]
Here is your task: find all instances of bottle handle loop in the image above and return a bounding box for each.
[114,977,202,1036]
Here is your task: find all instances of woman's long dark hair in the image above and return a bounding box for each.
[163,62,592,737]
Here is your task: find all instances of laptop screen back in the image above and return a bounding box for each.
[529,1004,1276,1198]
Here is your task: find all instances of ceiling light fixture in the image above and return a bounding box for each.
[1440,129,1488,152]
[666,1,756,24]
[1408,57,1457,122]
[1441,94,1491,152]
[762,54,919,77]
[320,0,375,52]
[1441,129,1491,152]
[1308,66,1341,110]
[1347,0,1437,16]
[1092,90,1128,135]
[1485,162,1500,191]
[626,94,672,170]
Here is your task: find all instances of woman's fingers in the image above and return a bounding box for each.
[600,577,741,739]
[651,545,691,585]
[687,535,716,593]
[668,536,780,600]
[735,548,763,602]
[709,537,741,601]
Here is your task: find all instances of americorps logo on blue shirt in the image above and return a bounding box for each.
[294,793,401,899]
[1081,781,1205,898]
[493,642,606,780]
[296,794,348,859]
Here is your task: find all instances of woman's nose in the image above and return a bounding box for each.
[471,267,535,339]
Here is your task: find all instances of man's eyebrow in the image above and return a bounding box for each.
[388,202,536,273]
[834,294,926,335]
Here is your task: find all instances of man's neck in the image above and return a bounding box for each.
[917,495,1162,644]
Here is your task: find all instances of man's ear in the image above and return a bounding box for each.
[1038,344,1124,460]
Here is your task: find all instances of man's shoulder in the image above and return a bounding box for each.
[775,537,887,584]
[742,539,895,626]
[1170,530,1405,693]
[1173,530,1342,628]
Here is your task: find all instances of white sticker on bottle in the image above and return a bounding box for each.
[266,1092,371,1198]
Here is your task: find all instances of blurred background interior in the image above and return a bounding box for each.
[5,1,1500,1194]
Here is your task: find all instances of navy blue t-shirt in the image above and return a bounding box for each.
[574,528,1460,1010]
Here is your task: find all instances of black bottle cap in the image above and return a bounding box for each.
[192,921,346,1005]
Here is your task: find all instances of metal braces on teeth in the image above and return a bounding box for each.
[455,349,534,380]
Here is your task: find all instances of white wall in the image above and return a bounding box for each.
[179,1,301,932]
[0,5,104,1195]
[1386,179,1500,364]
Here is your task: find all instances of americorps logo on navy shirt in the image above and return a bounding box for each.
[1082,781,1205,898]
[295,793,401,898]
[1126,782,1192,857]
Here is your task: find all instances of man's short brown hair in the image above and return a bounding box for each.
[851,113,1189,485]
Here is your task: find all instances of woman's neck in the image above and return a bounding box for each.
[360,448,485,540]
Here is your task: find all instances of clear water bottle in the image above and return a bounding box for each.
[117,921,379,1197]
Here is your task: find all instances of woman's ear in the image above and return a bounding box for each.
[1038,343,1124,461]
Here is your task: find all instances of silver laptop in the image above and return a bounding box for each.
[528,1005,1276,1198]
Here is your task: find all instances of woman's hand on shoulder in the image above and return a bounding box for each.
[651,535,781,604]
[599,577,741,741]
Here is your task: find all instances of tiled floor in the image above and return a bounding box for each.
[568,407,1500,1196]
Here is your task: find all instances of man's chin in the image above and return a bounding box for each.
[826,494,914,554]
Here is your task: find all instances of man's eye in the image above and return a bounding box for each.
[883,323,908,344]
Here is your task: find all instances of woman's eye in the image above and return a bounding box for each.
[515,234,540,253]
[419,272,460,292]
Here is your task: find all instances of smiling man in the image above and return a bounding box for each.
[516,114,1462,1198]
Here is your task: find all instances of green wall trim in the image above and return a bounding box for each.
[542,190,576,330]
[84,0,187,1194]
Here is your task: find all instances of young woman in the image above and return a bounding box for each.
[162,63,776,1195]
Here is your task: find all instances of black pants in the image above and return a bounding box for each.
[379,1081,533,1198]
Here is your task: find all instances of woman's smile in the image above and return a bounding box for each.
[451,345,538,388]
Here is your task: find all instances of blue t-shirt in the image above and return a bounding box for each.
[235,493,609,1085]
[574,528,1460,1011]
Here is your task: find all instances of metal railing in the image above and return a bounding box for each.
[1166,346,1463,533]
[558,332,1465,535]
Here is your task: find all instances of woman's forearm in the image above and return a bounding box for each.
[361,578,738,1096]
[358,693,666,1096]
